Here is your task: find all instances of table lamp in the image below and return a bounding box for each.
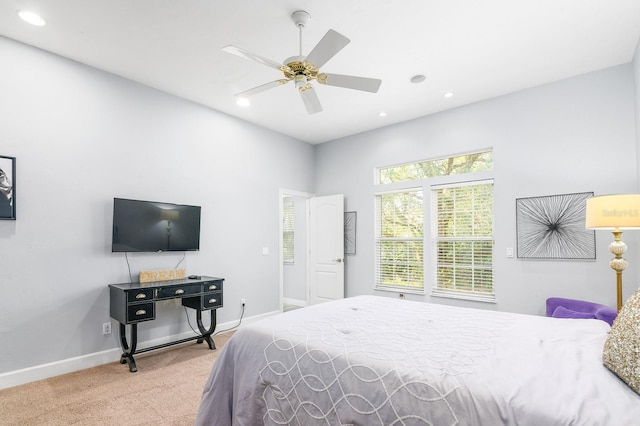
[585,194,640,311]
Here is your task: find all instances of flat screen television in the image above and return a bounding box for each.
[112,198,201,252]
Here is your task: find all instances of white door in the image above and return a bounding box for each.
[308,194,344,305]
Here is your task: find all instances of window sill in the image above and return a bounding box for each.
[375,286,425,296]
[430,289,496,304]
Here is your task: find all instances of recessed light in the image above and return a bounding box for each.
[18,10,46,26]
[378,112,387,117]
[410,74,426,84]
[236,98,250,107]
[443,92,455,98]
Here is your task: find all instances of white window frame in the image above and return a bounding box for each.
[430,179,495,303]
[374,188,425,294]
[376,149,493,185]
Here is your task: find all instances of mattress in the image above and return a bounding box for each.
[196,295,640,425]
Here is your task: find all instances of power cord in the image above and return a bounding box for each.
[123,251,185,284]
[213,303,245,336]
[183,302,245,338]
[125,252,133,283]
[174,252,185,270]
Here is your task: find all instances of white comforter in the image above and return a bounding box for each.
[196,295,640,425]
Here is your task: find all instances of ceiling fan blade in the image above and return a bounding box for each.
[318,73,382,93]
[235,79,289,97]
[304,29,350,69]
[299,85,323,114]
[222,45,282,70]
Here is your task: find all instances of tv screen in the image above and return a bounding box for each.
[112,198,201,252]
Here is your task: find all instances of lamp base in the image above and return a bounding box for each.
[609,230,627,312]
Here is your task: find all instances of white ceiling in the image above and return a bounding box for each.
[1,1,639,144]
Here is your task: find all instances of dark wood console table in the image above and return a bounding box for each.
[109,276,224,372]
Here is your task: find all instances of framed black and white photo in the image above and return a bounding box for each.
[516,192,595,259]
[344,211,357,255]
[0,155,15,220]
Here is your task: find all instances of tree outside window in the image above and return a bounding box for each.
[375,190,424,291]
[375,150,494,301]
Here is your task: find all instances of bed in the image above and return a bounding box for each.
[196,295,640,425]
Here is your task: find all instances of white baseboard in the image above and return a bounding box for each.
[0,310,279,391]
[283,297,307,308]
[0,347,123,392]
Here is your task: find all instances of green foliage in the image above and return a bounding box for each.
[379,151,492,184]
[376,152,494,294]
[378,190,424,288]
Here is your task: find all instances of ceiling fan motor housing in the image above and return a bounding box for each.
[282,55,319,83]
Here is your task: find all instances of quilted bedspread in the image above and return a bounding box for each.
[196,295,640,425]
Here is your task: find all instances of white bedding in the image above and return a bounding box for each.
[196,295,640,425]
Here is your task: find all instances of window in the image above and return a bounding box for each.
[432,180,494,301]
[379,150,492,184]
[374,150,494,302]
[375,189,424,292]
[283,200,294,263]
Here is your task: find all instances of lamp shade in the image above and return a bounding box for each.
[585,194,640,229]
[160,209,180,221]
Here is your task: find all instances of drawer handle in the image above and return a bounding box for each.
[208,285,217,290]
[135,309,147,316]
[209,299,217,304]
[175,289,185,295]
[135,293,147,299]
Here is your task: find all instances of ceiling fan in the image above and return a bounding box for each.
[222,10,382,114]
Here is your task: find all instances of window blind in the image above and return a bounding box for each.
[375,189,424,292]
[283,201,294,262]
[432,180,494,299]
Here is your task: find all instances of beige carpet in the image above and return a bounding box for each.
[0,331,234,426]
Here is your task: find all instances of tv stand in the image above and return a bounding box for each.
[109,276,224,372]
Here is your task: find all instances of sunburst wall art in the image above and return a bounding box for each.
[344,211,356,255]
[516,192,595,259]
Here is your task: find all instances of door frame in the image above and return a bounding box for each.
[279,188,313,312]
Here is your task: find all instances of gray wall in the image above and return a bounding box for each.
[1,31,639,383]
[0,36,314,375]
[315,64,639,316]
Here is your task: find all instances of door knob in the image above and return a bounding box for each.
[333,258,343,263]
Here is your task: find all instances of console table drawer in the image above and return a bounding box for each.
[127,303,155,322]
[127,288,154,302]
[204,293,223,309]
[157,284,201,299]
[182,292,223,310]
[204,280,223,292]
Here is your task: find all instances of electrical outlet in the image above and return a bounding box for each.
[241,298,246,305]
[102,322,112,335]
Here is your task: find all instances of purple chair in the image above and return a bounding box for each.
[546,297,617,326]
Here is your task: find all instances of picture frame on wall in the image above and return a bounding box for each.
[345,211,357,255]
[515,191,595,259]
[0,155,16,220]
